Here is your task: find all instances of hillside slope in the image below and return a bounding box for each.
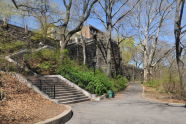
[0,73,66,124]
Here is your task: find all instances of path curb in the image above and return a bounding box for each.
[142,85,186,108]
[35,105,73,124]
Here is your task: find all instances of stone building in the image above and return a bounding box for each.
[60,25,143,80]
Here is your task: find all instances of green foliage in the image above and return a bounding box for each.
[25,49,59,61]
[0,41,26,54]
[57,58,128,95]
[119,38,136,64]
[31,31,59,47]
[37,61,52,70]
[31,32,43,41]
[24,48,60,74]
[144,74,180,92]
[112,75,128,92]
[144,79,161,89]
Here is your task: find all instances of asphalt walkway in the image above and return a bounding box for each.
[67,82,186,124]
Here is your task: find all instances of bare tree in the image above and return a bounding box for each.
[0,0,19,27]
[58,0,98,51]
[16,0,58,44]
[93,0,140,77]
[14,0,98,51]
[130,0,175,81]
[12,0,18,8]
[174,0,186,90]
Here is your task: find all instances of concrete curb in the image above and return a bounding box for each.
[142,85,186,108]
[35,105,73,124]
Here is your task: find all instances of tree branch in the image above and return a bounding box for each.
[112,0,141,27]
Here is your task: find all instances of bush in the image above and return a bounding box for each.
[112,75,128,92]
[57,58,127,95]
[23,49,61,74]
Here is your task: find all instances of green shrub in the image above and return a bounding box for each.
[57,58,127,95]
[38,61,52,70]
[112,75,128,92]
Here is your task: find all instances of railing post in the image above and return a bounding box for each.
[40,79,42,90]
[54,85,55,99]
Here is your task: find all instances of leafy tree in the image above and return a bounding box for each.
[119,38,135,65]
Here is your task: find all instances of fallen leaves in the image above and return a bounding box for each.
[0,73,65,124]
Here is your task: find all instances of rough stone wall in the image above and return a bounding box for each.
[66,41,97,67]
[66,39,144,81]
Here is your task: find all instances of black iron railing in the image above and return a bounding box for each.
[37,78,56,99]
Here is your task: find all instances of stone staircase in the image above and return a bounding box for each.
[27,76,90,104]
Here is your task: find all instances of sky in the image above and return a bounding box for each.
[7,0,186,45]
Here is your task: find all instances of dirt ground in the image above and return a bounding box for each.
[0,73,66,124]
[144,86,186,104]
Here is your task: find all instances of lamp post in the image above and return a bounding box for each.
[92,57,97,76]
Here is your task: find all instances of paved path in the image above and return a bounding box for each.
[67,82,186,124]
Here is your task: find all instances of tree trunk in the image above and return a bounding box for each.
[60,31,68,50]
[144,67,148,82]
[148,66,153,80]
[106,42,112,77]
[143,45,148,82]
[174,0,185,91]
[106,24,112,77]
[81,35,86,65]
[177,61,184,90]
[3,17,8,28]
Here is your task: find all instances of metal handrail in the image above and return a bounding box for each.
[38,77,56,99]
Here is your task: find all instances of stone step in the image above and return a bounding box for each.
[32,83,80,92]
[57,96,89,101]
[55,89,82,94]
[55,92,84,96]
[55,86,77,90]
[32,82,67,87]
[55,94,86,99]
[27,76,89,104]
[58,97,90,104]
[30,81,65,85]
